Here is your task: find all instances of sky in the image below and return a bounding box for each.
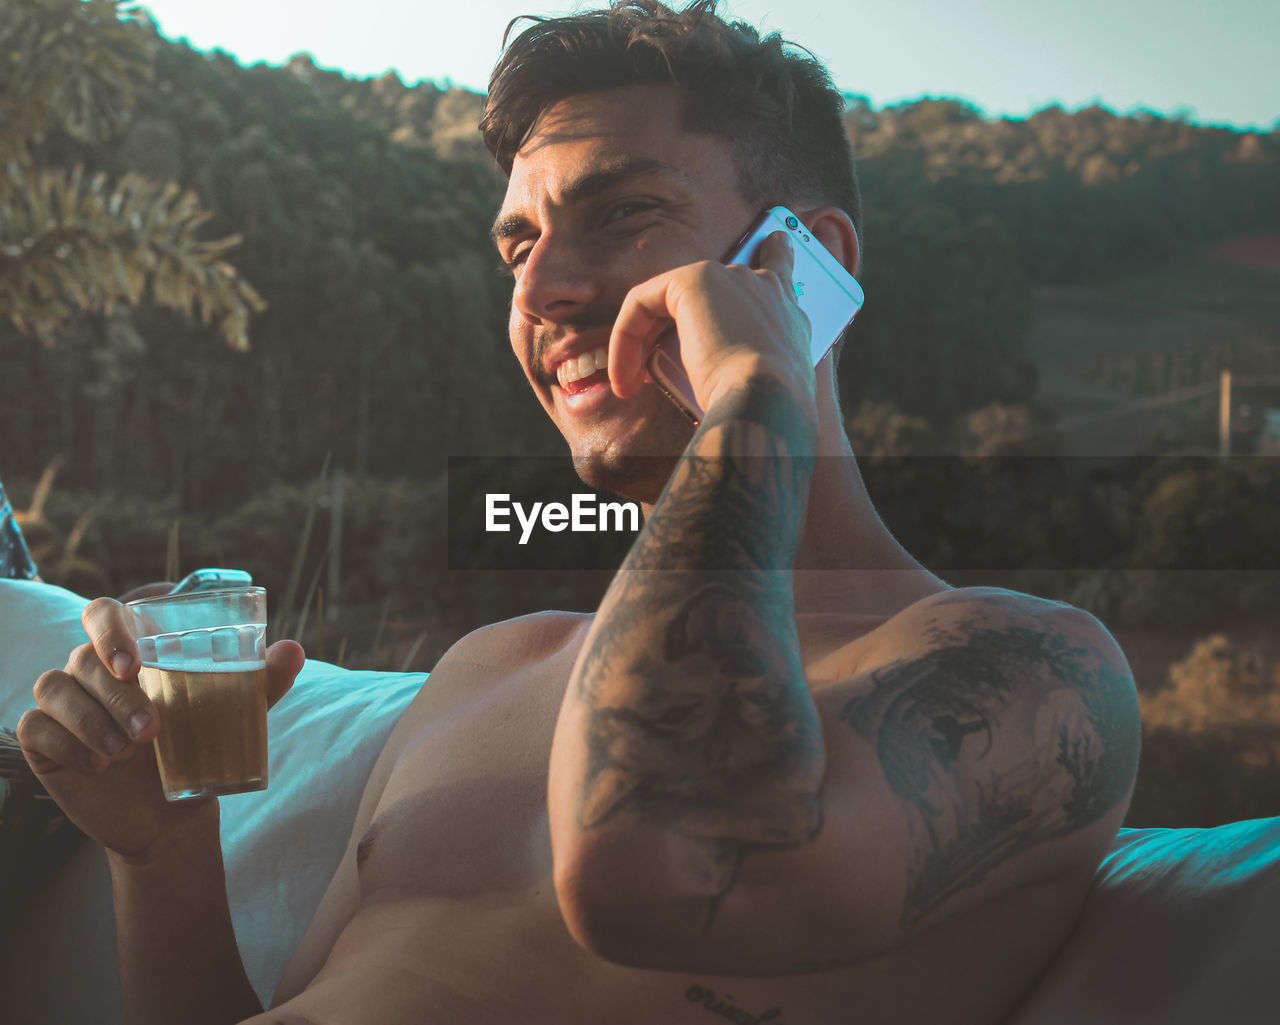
[134,0,1278,132]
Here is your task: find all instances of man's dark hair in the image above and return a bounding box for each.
[481,0,862,246]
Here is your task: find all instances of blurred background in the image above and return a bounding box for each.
[2,0,1279,828]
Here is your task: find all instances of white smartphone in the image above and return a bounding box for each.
[168,568,254,594]
[648,205,865,424]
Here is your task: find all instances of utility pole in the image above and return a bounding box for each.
[1218,369,1232,458]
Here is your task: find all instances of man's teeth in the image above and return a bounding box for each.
[557,347,609,387]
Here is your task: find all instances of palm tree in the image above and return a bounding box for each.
[0,0,263,349]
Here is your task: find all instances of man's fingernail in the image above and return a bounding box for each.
[112,652,133,677]
[129,711,152,739]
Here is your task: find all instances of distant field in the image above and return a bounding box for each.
[1208,232,1280,271]
[1026,237,1280,455]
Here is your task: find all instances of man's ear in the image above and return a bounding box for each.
[798,206,860,277]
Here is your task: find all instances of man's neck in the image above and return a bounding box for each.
[791,392,947,617]
[633,367,949,619]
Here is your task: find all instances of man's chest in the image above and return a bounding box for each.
[352,611,888,901]
[280,603,1054,1025]
[355,658,568,899]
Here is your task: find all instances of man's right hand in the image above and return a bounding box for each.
[16,597,305,860]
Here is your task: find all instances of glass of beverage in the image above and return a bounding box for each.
[124,587,270,802]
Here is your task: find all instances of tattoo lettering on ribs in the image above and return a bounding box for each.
[839,614,1139,924]
[684,984,789,1025]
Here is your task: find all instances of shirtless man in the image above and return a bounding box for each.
[18,2,1142,1023]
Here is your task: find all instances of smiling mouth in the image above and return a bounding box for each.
[555,346,609,395]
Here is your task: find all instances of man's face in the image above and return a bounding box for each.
[492,84,757,503]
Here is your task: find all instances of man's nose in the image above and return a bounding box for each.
[511,234,598,325]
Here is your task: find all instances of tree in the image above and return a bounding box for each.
[0,0,262,349]
[839,199,1035,427]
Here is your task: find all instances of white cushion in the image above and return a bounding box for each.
[0,580,423,1018]
[0,579,89,725]
[223,660,423,1000]
[1009,816,1280,1023]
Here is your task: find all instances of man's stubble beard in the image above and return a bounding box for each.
[568,403,694,506]
[532,308,695,505]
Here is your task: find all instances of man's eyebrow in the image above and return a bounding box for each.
[489,157,688,249]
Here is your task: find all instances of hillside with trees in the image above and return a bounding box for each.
[3,0,1278,828]
[4,9,1278,506]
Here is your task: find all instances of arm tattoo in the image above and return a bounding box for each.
[623,375,815,574]
[838,605,1140,925]
[571,376,823,920]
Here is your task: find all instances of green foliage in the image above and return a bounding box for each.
[1,25,1276,522]
[954,402,1048,457]
[0,166,264,347]
[843,399,935,456]
[850,99,1280,282]
[0,0,262,348]
[1131,632,1280,829]
[856,454,1280,627]
[841,200,1036,426]
[1128,722,1280,827]
[0,0,149,156]
[1130,632,1280,828]
[1131,460,1280,572]
[1,27,533,503]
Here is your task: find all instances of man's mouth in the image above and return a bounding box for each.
[555,346,609,395]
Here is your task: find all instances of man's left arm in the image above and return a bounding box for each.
[549,361,828,962]
[547,232,844,967]
[552,571,1142,974]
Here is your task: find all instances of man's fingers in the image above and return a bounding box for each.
[34,663,149,759]
[609,273,681,399]
[609,324,652,399]
[755,230,795,296]
[264,640,306,709]
[17,705,111,775]
[65,642,158,744]
[82,596,140,680]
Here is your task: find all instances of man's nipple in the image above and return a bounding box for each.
[356,821,382,870]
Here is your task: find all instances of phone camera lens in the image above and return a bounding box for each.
[785,216,799,230]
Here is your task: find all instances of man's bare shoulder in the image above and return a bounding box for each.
[378,611,590,736]
[820,584,1142,921]
[833,585,1142,814]
[435,608,592,673]
[847,585,1128,673]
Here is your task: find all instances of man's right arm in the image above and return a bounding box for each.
[17,598,304,1025]
[107,810,265,1025]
